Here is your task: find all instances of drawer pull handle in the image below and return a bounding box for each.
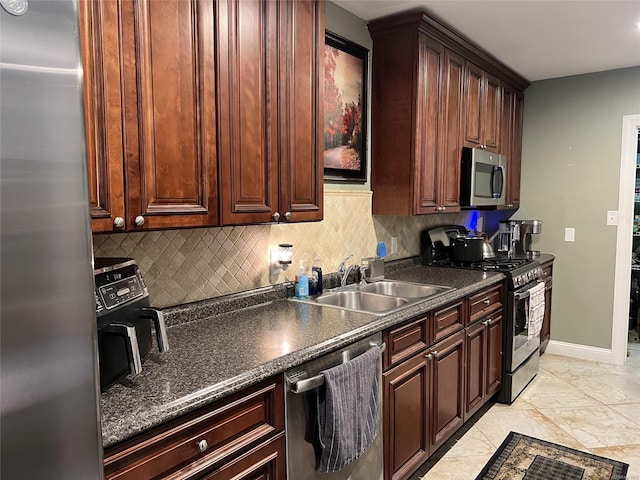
[197,439,208,453]
[483,299,490,305]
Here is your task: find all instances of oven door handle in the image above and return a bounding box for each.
[288,342,386,394]
[513,280,544,301]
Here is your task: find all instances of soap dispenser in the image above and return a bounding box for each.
[295,260,309,299]
[310,255,323,296]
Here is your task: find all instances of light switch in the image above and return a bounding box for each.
[607,211,618,226]
[564,227,575,242]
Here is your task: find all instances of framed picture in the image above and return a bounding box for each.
[323,31,368,183]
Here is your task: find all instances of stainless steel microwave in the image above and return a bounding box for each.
[460,147,506,207]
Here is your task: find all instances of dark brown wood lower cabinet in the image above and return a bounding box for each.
[465,312,503,420]
[383,354,430,480]
[540,260,554,354]
[383,329,465,480]
[200,433,286,480]
[430,330,465,452]
[103,377,284,480]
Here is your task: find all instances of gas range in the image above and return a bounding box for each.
[430,256,543,289]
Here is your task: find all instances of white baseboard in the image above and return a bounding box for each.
[544,340,613,364]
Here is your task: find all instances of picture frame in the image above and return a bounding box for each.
[323,31,369,183]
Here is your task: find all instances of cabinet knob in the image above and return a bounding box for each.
[134,215,145,226]
[482,318,492,326]
[197,439,208,452]
[272,212,280,222]
[284,211,291,221]
[425,352,433,360]
[483,299,490,305]
[113,217,125,228]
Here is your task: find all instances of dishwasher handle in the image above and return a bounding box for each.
[288,342,386,394]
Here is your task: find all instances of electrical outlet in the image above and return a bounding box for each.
[390,236,398,254]
[564,227,575,242]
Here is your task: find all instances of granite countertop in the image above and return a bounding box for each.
[100,262,504,448]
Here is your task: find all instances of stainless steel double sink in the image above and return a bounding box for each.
[291,280,454,315]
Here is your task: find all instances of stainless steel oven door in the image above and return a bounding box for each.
[507,281,542,371]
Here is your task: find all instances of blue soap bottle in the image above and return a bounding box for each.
[295,260,309,299]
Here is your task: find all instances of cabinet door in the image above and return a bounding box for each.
[437,49,464,212]
[277,0,324,223]
[200,433,286,480]
[383,354,430,480]
[464,320,486,419]
[217,0,279,225]
[464,62,483,148]
[414,36,443,214]
[464,63,502,152]
[486,312,503,397]
[120,0,219,230]
[80,0,125,233]
[430,330,465,452]
[483,72,502,152]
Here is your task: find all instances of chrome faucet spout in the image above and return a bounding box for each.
[340,264,358,287]
[339,254,361,287]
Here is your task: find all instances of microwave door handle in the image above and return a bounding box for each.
[491,166,504,198]
[140,307,170,353]
[104,322,143,374]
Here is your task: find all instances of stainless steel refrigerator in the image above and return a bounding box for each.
[1,0,104,478]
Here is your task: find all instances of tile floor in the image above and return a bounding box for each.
[415,334,640,480]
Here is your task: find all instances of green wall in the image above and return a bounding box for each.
[517,67,640,349]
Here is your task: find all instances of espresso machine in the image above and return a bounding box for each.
[497,220,542,257]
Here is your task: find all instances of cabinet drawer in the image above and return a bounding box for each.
[199,432,286,480]
[468,284,503,325]
[384,315,429,370]
[104,377,284,480]
[432,300,464,342]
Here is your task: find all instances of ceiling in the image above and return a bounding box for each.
[331,0,640,82]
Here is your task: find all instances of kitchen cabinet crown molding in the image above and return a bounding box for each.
[368,9,530,93]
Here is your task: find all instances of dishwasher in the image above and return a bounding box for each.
[284,332,384,480]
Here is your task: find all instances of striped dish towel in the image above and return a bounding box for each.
[316,345,382,472]
[526,281,546,340]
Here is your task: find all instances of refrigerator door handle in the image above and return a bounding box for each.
[140,307,170,353]
[105,322,143,374]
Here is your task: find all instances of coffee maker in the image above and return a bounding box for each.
[497,220,542,257]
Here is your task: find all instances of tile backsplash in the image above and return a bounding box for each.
[93,191,473,307]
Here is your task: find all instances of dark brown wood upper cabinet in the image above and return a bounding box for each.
[464,62,502,153]
[80,0,126,233]
[369,20,463,215]
[81,0,323,231]
[368,10,528,216]
[217,0,324,225]
[82,0,218,232]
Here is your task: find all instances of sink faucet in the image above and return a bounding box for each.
[339,254,356,287]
